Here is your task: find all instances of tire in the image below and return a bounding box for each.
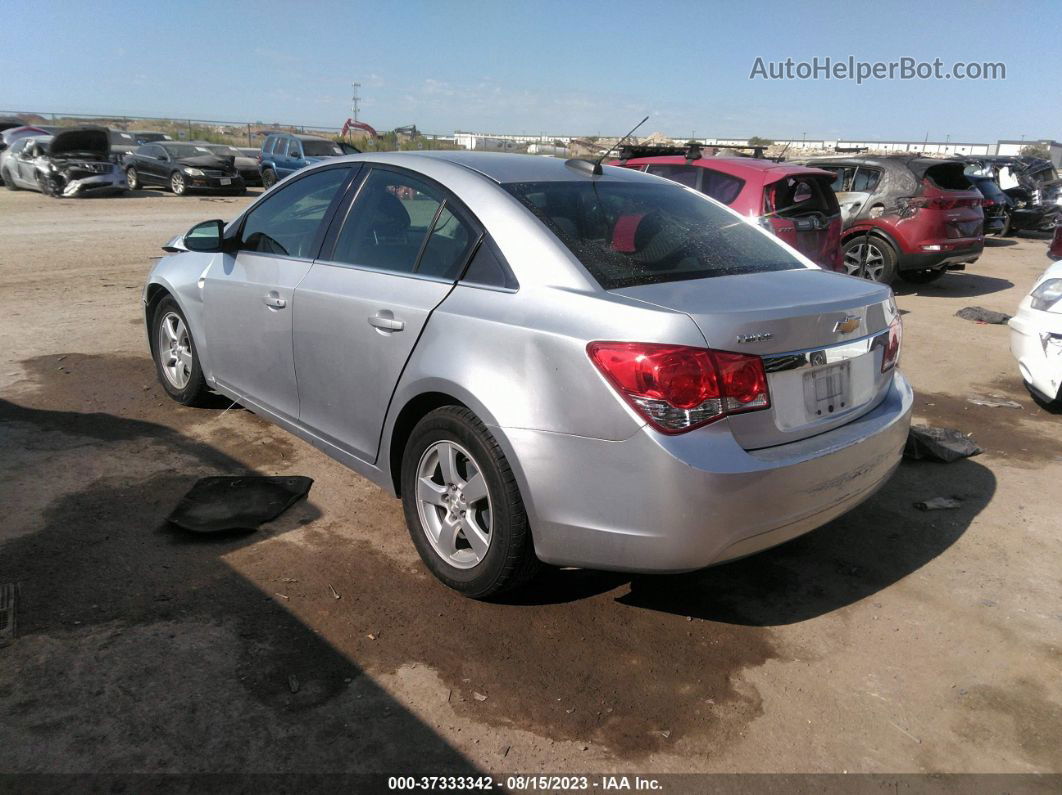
[150,296,210,406]
[261,168,277,189]
[3,169,18,190]
[126,167,140,190]
[899,268,947,284]
[169,171,188,195]
[998,212,1012,237]
[401,406,540,598]
[841,235,898,284]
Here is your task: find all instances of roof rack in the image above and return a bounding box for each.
[617,143,705,163]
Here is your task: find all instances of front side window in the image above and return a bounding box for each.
[286,138,302,158]
[330,169,447,274]
[240,167,350,259]
[504,180,805,289]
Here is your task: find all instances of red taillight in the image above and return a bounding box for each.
[586,342,770,434]
[982,199,996,207]
[881,317,903,373]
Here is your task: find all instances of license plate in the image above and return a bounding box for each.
[804,361,850,418]
[220,178,231,186]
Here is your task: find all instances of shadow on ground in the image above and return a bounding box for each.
[893,271,1013,298]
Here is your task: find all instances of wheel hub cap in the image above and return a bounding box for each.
[415,441,492,569]
[158,312,192,389]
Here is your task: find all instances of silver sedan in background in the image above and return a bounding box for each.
[144,152,912,597]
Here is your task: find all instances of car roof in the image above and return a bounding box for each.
[380,150,650,184]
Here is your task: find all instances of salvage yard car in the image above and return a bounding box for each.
[617,145,843,271]
[144,152,913,597]
[123,141,245,195]
[805,155,984,284]
[257,132,347,189]
[1,127,127,197]
[1010,247,1062,408]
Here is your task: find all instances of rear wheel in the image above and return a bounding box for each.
[169,171,188,195]
[126,167,140,190]
[401,406,539,598]
[842,236,897,284]
[999,211,1015,237]
[899,268,947,284]
[261,168,277,189]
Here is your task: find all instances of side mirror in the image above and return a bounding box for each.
[184,219,225,252]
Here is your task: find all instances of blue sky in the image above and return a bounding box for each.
[5,0,1060,141]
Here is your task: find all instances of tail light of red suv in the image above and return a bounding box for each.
[586,342,770,434]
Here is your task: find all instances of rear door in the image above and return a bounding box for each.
[203,165,355,420]
[293,166,480,461]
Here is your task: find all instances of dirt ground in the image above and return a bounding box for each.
[0,186,1059,778]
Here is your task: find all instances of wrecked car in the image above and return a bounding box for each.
[965,175,1010,236]
[803,155,984,285]
[617,145,843,271]
[1010,246,1062,408]
[963,156,1061,234]
[1,127,126,197]
[191,142,262,187]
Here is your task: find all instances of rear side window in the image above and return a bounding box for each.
[240,167,350,258]
[645,164,700,188]
[851,168,881,193]
[504,180,804,290]
[417,204,478,280]
[818,166,852,192]
[461,238,517,289]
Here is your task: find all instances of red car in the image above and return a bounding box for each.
[1050,223,1062,261]
[807,156,984,284]
[617,146,843,271]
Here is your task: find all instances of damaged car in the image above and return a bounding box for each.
[1010,245,1062,408]
[963,156,1061,234]
[804,155,984,284]
[1,127,127,197]
[123,142,245,195]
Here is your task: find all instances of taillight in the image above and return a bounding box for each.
[881,317,903,373]
[586,342,770,434]
[982,199,996,207]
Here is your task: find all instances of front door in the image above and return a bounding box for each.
[202,165,354,421]
[293,167,479,461]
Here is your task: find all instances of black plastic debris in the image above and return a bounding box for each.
[167,476,313,533]
[904,426,982,463]
[955,306,1011,325]
[914,496,963,511]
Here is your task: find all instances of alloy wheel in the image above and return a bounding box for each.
[158,312,193,389]
[843,242,886,281]
[170,172,186,194]
[415,440,493,569]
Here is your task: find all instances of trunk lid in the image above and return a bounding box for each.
[613,268,898,449]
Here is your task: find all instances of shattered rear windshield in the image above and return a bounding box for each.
[503,180,805,289]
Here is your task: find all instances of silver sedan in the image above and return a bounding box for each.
[144,151,912,597]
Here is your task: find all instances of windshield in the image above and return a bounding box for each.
[301,139,343,157]
[504,180,806,289]
[205,144,241,156]
[162,144,217,159]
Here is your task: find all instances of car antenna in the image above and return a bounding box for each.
[566,115,649,176]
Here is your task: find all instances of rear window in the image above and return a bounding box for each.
[923,163,972,190]
[503,180,805,290]
[764,175,839,217]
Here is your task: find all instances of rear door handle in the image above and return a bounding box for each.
[263,292,286,309]
[368,310,404,332]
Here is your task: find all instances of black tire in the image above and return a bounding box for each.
[899,268,947,284]
[169,170,188,195]
[998,212,1012,237]
[150,296,210,406]
[841,235,898,284]
[3,168,18,190]
[126,167,140,190]
[261,168,277,189]
[401,406,540,598]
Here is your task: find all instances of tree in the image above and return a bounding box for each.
[748,136,774,147]
[1020,143,1051,159]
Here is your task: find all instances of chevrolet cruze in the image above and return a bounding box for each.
[144,151,913,597]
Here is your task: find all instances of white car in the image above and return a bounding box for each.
[1010,254,1062,407]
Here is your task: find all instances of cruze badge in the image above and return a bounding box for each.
[833,315,860,334]
[736,332,773,343]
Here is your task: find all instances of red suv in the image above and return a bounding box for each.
[806,156,984,285]
[617,146,843,271]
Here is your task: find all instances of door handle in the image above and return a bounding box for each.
[368,311,404,332]
[263,292,286,309]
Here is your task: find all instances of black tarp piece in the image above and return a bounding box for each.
[955,306,1012,325]
[904,426,982,463]
[167,476,313,533]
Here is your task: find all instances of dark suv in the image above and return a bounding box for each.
[258,133,352,188]
[805,155,984,284]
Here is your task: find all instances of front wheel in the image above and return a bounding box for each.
[3,169,18,190]
[126,167,140,190]
[841,236,897,284]
[151,296,210,405]
[401,406,539,598]
[169,171,188,195]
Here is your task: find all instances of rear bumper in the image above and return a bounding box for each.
[896,243,982,271]
[1009,311,1062,402]
[501,371,913,572]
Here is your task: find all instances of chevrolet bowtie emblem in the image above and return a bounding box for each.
[833,315,860,334]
